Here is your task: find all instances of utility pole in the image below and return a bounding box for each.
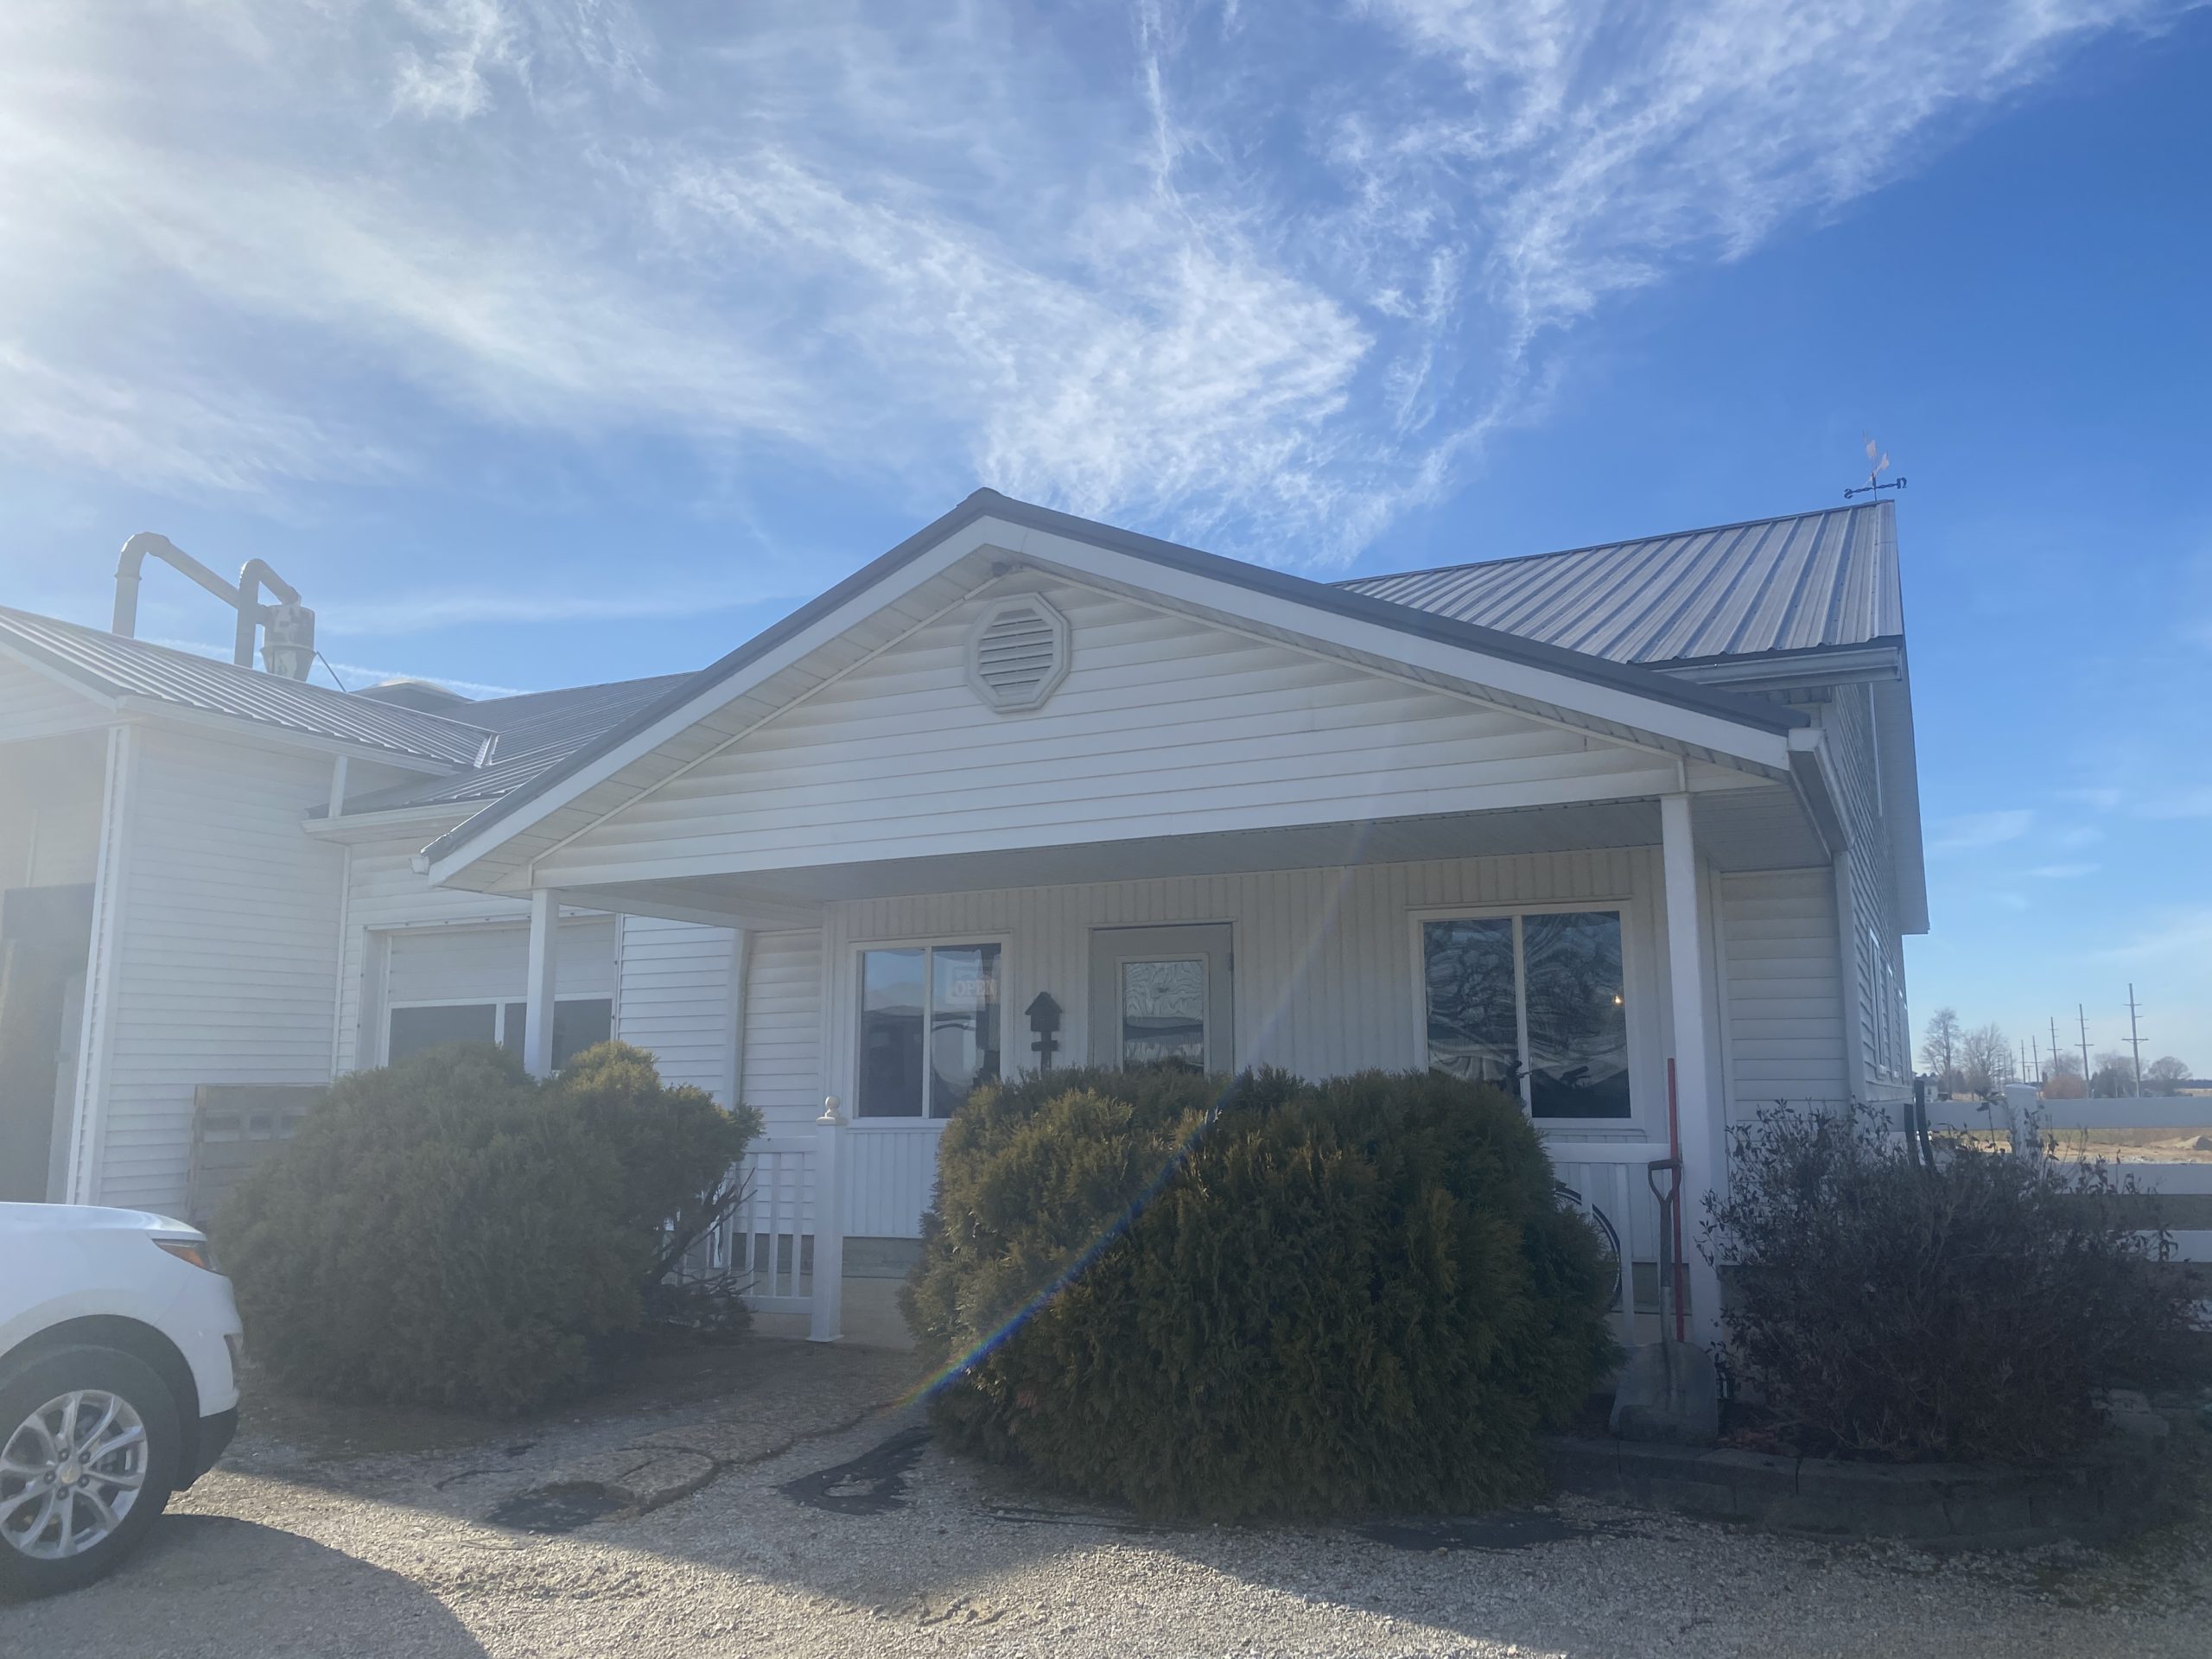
[2078,1004,2092,1093]
[2031,1035,2042,1083]
[2126,983,2147,1097]
[2050,1016,2064,1081]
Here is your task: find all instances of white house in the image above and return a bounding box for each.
[0,491,1925,1346]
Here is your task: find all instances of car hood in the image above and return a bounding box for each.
[0,1201,200,1238]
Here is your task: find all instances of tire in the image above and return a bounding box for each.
[0,1345,181,1600]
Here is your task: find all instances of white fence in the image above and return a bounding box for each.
[1988,1084,2212,1262]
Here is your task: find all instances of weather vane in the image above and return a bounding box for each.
[1844,436,1906,501]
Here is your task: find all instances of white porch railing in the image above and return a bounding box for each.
[695,1103,849,1340]
[1546,1139,1663,1351]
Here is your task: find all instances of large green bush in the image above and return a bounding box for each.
[218,1041,760,1415]
[904,1066,1617,1520]
[1705,1104,2199,1462]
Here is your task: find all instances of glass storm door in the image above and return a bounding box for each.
[1088,925,1233,1073]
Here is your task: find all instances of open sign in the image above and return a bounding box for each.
[945,975,995,1002]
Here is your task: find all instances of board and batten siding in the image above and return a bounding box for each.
[90,728,346,1211]
[1819,683,1910,1100]
[1716,869,1849,1116]
[773,848,1690,1240]
[534,581,1681,887]
[613,915,738,1102]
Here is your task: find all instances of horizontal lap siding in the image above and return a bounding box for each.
[97,729,344,1211]
[742,931,822,1128]
[334,835,613,1073]
[384,917,614,1003]
[614,915,736,1101]
[784,849,1675,1239]
[542,583,1669,882]
[1719,869,1847,1112]
[0,658,107,742]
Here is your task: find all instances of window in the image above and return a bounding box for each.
[857,944,1001,1118]
[1422,911,1630,1119]
[386,997,613,1071]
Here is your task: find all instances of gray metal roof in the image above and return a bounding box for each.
[334,674,696,816]
[0,605,491,766]
[1339,503,1901,667]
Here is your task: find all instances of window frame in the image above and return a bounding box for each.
[849,934,1011,1125]
[1408,899,1641,1126]
[382,994,613,1071]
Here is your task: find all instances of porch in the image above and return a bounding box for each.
[513,790,1834,1351]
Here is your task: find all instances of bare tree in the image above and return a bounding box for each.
[1958,1023,2012,1098]
[2146,1056,2194,1091]
[2090,1049,2138,1097]
[2041,1048,2088,1099]
[1918,1007,1962,1093]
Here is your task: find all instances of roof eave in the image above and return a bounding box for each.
[423,491,1808,886]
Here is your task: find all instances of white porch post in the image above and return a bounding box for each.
[522,887,561,1077]
[810,1096,845,1343]
[1660,792,1726,1348]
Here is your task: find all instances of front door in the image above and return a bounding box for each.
[1088,925,1234,1073]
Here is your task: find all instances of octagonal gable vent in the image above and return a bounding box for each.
[966,594,1071,714]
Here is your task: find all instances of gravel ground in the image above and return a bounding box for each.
[4,1344,2207,1659]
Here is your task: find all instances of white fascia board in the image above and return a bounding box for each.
[1003,521,1796,772]
[115,701,461,773]
[302,802,474,840]
[525,761,1691,890]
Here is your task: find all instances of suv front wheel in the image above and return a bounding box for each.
[0,1345,181,1599]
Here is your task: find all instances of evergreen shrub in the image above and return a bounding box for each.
[218,1041,759,1414]
[904,1065,1618,1519]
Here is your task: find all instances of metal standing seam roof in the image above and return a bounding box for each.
[332,674,698,815]
[1338,503,1902,667]
[0,604,493,766]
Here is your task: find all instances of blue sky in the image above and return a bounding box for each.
[3,2,2208,1070]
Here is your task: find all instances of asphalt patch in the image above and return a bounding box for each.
[1357,1510,1595,1552]
[779,1427,931,1516]
[487,1480,631,1534]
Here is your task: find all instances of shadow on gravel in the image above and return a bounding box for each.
[779,1425,932,1516]
[486,1481,632,1534]
[1355,1510,1616,1552]
[0,1514,490,1658]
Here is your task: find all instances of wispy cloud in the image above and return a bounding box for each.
[2026,862,2099,879]
[0,2,2190,561]
[2095,906,2212,963]
[1930,808,2036,853]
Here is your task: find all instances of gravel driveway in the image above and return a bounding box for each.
[3,1344,2205,1658]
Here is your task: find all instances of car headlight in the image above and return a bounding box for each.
[152,1236,217,1271]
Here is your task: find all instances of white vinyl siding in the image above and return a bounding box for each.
[0,741,105,890]
[384,918,614,1004]
[766,849,1685,1241]
[535,582,1681,886]
[0,657,109,743]
[92,728,346,1211]
[1822,683,1909,1099]
[613,914,739,1101]
[333,836,617,1075]
[1717,869,1849,1116]
[741,930,823,1126]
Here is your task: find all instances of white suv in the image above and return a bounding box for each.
[0,1204,244,1599]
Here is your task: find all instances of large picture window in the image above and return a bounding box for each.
[857,943,1001,1119]
[1423,911,1630,1119]
[386,997,612,1071]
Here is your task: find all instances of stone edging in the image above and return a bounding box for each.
[1543,1434,2167,1550]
